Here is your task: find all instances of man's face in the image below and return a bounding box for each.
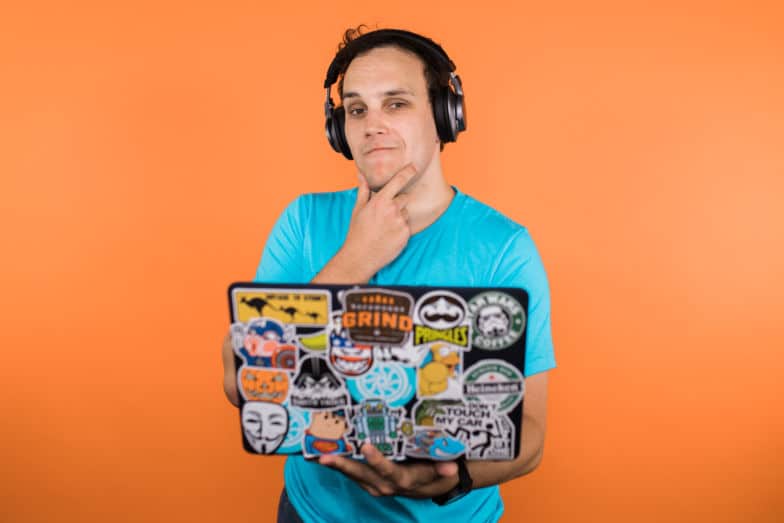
[341,46,441,191]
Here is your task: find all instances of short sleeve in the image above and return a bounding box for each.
[490,229,556,376]
[253,196,309,284]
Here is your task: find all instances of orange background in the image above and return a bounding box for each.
[2,1,782,522]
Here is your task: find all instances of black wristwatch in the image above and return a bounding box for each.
[432,457,473,506]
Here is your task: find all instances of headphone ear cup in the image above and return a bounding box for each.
[432,86,458,143]
[332,107,353,160]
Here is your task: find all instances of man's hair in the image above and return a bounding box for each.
[332,26,451,149]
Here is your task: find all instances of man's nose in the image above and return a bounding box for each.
[363,108,388,136]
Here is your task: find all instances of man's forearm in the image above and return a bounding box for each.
[311,246,376,284]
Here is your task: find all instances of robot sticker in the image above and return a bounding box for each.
[238,367,290,404]
[405,429,466,461]
[467,291,526,351]
[290,356,349,410]
[413,290,470,349]
[348,399,406,460]
[231,318,298,370]
[463,359,525,414]
[302,409,354,458]
[232,288,330,327]
[417,343,463,399]
[241,401,289,454]
[328,312,374,377]
[341,289,414,345]
[412,399,515,460]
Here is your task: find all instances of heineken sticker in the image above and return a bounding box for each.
[467,291,525,350]
[463,359,524,413]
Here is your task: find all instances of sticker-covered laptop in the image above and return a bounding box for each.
[228,283,528,461]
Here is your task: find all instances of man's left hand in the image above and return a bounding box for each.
[319,444,459,498]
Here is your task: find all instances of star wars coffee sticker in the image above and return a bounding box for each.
[290,356,348,410]
[231,318,298,370]
[413,290,470,348]
[302,409,354,458]
[241,401,289,454]
[417,343,463,399]
[341,289,414,345]
[467,291,526,350]
[328,311,374,377]
[348,399,406,460]
[233,288,331,326]
[405,429,466,461]
[413,399,515,460]
[463,359,525,414]
[238,368,289,404]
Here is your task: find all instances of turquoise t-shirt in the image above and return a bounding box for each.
[254,186,556,523]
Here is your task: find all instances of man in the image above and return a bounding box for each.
[222,27,556,522]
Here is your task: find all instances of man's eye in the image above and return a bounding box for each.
[388,101,407,109]
[348,107,365,116]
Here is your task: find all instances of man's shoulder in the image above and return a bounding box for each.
[457,190,529,238]
[289,188,357,211]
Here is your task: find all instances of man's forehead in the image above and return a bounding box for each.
[341,46,427,98]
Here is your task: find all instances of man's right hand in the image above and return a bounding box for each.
[313,164,417,284]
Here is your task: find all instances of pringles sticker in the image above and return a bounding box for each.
[341,289,414,345]
[413,290,470,348]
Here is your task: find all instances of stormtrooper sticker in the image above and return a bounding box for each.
[463,359,525,413]
[238,367,290,404]
[413,290,470,349]
[467,292,526,350]
[290,356,349,410]
[241,401,289,454]
[328,311,374,377]
[231,318,298,370]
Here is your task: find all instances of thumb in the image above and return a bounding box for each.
[434,461,458,477]
[353,173,370,215]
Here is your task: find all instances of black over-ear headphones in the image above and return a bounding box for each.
[323,29,467,160]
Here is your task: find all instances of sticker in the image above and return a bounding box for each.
[328,312,374,376]
[348,399,406,459]
[374,341,426,366]
[405,429,465,461]
[238,367,290,404]
[456,414,515,460]
[290,356,348,410]
[413,290,470,348]
[277,404,311,454]
[463,359,525,413]
[241,401,289,454]
[302,409,354,458]
[412,399,514,458]
[345,362,416,407]
[298,329,328,352]
[233,289,330,326]
[417,343,463,399]
[232,318,298,370]
[467,291,526,350]
[341,289,414,345]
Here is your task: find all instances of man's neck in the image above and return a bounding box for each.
[404,172,455,235]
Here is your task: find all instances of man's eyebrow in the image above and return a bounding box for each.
[342,89,415,100]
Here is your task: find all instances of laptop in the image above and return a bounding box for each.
[228,282,528,461]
